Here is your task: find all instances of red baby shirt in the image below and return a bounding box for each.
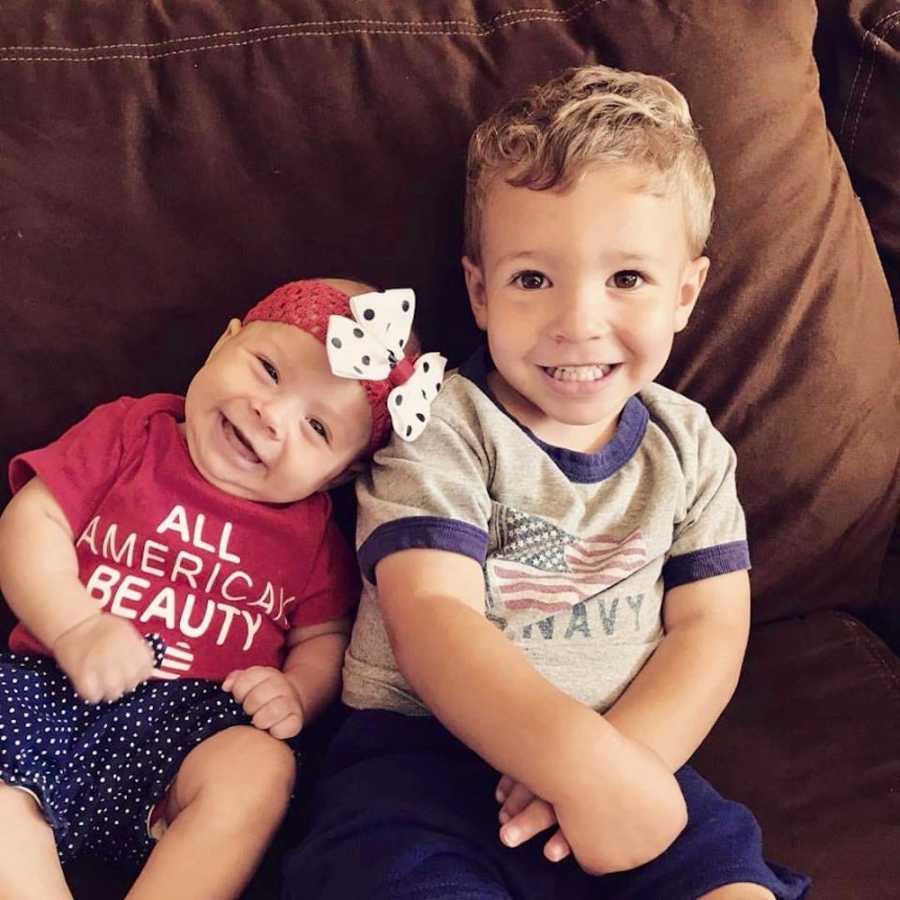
[8,395,360,681]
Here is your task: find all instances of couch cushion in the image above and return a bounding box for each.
[1,2,897,629]
[816,0,900,314]
[694,611,900,898]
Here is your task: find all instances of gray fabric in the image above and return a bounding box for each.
[344,352,749,716]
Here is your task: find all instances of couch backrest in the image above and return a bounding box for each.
[2,1,898,638]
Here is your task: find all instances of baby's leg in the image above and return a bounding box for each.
[126,725,295,900]
[0,781,71,900]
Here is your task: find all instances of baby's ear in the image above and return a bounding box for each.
[323,459,368,491]
[462,256,489,331]
[207,318,243,358]
[674,256,710,333]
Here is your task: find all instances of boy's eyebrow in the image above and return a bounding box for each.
[610,251,662,265]
[493,249,665,267]
[493,250,545,267]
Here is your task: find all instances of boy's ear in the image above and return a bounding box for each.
[674,256,710,332]
[462,256,489,331]
[207,318,243,359]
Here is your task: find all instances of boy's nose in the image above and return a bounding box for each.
[552,287,610,343]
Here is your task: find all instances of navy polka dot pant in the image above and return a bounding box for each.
[0,647,255,868]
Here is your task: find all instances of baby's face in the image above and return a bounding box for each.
[182,319,371,503]
[463,163,709,452]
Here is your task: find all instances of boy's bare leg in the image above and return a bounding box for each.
[126,725,296,900]
[0,781,72,900]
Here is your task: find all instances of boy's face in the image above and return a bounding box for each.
[182,319,371,503]
[463,164,709,451]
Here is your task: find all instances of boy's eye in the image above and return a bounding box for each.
[611,270,644,290]
[307,418,329,442]
[259,357,279,383]
[513,271,550,291]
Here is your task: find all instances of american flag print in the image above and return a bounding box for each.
[487,508,647,621]
[150,640,196,680]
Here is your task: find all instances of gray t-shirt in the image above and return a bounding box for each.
[344,347,749,716]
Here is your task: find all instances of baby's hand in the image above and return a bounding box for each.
[53,613,155,704]
[495,774,572,862]
[222,666,304,740]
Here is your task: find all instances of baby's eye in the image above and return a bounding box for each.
[307,418,329,442]
[611,270,644,290]
[513,271,550,291]
[258,357,279,383]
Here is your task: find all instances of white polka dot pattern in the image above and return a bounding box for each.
[0,651,260,868]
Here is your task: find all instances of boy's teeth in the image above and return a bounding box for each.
[545,364,611,381]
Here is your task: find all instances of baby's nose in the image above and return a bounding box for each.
[252,396,293,438]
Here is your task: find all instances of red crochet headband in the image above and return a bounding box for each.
[242,279,417,455]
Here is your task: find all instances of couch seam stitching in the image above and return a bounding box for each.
[0,0,606,60]
[837,28,869,142]
[843,9,900,164]
[838,612,900,704]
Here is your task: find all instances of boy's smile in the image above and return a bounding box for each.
[463,164,709,453]
[182,320,372,503]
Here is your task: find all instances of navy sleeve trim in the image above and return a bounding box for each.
[358,516,489,584]
[663,541,751,590]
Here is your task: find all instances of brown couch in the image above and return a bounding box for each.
[2,2,899,897]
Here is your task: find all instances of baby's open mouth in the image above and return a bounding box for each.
[222,416,262,464]
[541,363,617,382]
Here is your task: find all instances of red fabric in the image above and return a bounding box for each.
[7,394,359,681]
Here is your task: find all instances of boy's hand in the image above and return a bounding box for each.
[495,774,572,862]
[222,666,304,740]
[53,613,155,704]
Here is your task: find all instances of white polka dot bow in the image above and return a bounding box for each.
[326,288,447,442]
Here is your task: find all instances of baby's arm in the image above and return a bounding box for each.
[223,617,351,740]
[0,477,154,701]
[377,547,687,875]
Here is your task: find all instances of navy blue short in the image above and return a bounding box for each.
[0,650,254,869]
[283,709,810,900]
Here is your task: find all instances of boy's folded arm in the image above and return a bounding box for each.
[604,569,751,772]
[0,476,101,646]
[376,548,688,872]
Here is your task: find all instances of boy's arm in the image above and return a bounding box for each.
[223,617,351,739]
[604,570,750,772]
[0,477,154,700]
[377,547,688,874]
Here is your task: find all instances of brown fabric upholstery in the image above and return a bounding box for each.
[816,0,900,313]
[695,611,900,899]
[1,1,898,896]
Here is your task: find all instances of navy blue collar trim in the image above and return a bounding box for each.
[458,345,648,484]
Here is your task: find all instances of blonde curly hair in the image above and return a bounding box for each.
[464,64,715,261]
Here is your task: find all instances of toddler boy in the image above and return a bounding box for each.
[283,69,811,900]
